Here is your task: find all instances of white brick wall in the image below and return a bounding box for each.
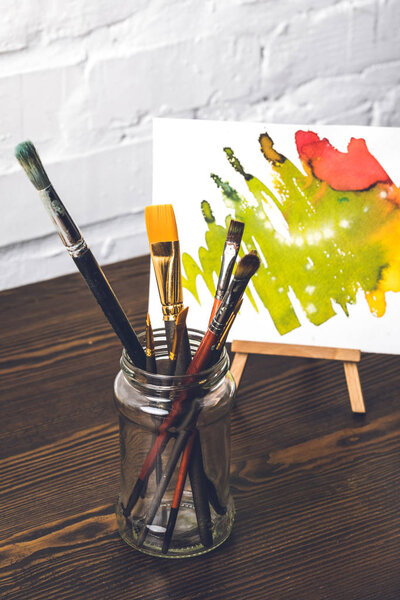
[1,0,400,290]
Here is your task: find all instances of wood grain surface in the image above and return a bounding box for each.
[1,255,400,600]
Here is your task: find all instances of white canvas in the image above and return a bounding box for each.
[151,118,400,355]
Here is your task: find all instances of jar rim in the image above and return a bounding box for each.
[120,328,230,391]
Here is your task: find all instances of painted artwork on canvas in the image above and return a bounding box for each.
[152,119,400,354]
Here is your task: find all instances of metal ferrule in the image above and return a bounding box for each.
[145,347,155,358]
[215,241,239,300]
[216,312,236,351]
[210,278,246,336]
[150,241,183,321]
[67,238,88,258]
[40,186,83,250]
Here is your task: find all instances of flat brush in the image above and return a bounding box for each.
[145,204,191,372]
[166,306,189,376]
[123,252,260,516]
[209,219,244,323]
[15,141,146,370]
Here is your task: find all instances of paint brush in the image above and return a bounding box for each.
[209,298,243,366]
[15,141,146,370]
[189,251,260,376]
[209,219,244,323]
[125,253,260,520]
[145,204,191,373]
[145,313,157,374]
[166,306,189,376]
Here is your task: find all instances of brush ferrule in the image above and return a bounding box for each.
[162,303,184,320]
[209,319,225,336]
[150,241,183,320]
[40,187,83,248]
[211,277,247,335]
[66,238,88,258]
[215,241,240,300]
[145,348,155,358]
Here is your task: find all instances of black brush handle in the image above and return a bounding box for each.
[189,433,213,548]
[162,507,178,554]
[164,319,175,353]
[146,354,157,374]
[175,325,192,374]
[72,250,146,369]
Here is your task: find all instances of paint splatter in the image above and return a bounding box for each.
[182,131,400,335]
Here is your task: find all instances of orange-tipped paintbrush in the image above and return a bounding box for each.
[145,204,191,373]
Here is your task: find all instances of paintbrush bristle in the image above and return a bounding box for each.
[145,204,179,244]
[234,252,260,281]
[226,219,244,244]
[15,141,51,191]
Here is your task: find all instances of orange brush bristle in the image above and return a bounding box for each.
[145,204,179,243]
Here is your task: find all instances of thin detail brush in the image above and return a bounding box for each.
[145,313,157,374]
[15,141,146,370]
[144,312,162,500]
[209,219,244,323]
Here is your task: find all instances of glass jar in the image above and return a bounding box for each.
[114,329,236,558]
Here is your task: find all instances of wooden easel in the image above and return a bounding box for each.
[230,340,366,414]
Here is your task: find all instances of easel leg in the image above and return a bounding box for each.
[343,361,366,414]
[230,352,248,388]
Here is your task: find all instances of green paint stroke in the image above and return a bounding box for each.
[182,131,400,335]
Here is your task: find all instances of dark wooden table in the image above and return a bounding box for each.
[1,255,400,600]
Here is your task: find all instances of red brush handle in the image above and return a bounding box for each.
[208,298,222,325]
[171,429,196,509]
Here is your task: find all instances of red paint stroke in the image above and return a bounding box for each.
[295,130,392,191]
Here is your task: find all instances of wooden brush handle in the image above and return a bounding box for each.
[72,250,146,369]
[175,325,192,374]
[188,432,213,548]
[209,297,222,325]
[164,320,175,353]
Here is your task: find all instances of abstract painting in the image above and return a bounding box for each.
[152,119,400,354]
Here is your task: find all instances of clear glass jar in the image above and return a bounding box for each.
[114,329,236,558]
